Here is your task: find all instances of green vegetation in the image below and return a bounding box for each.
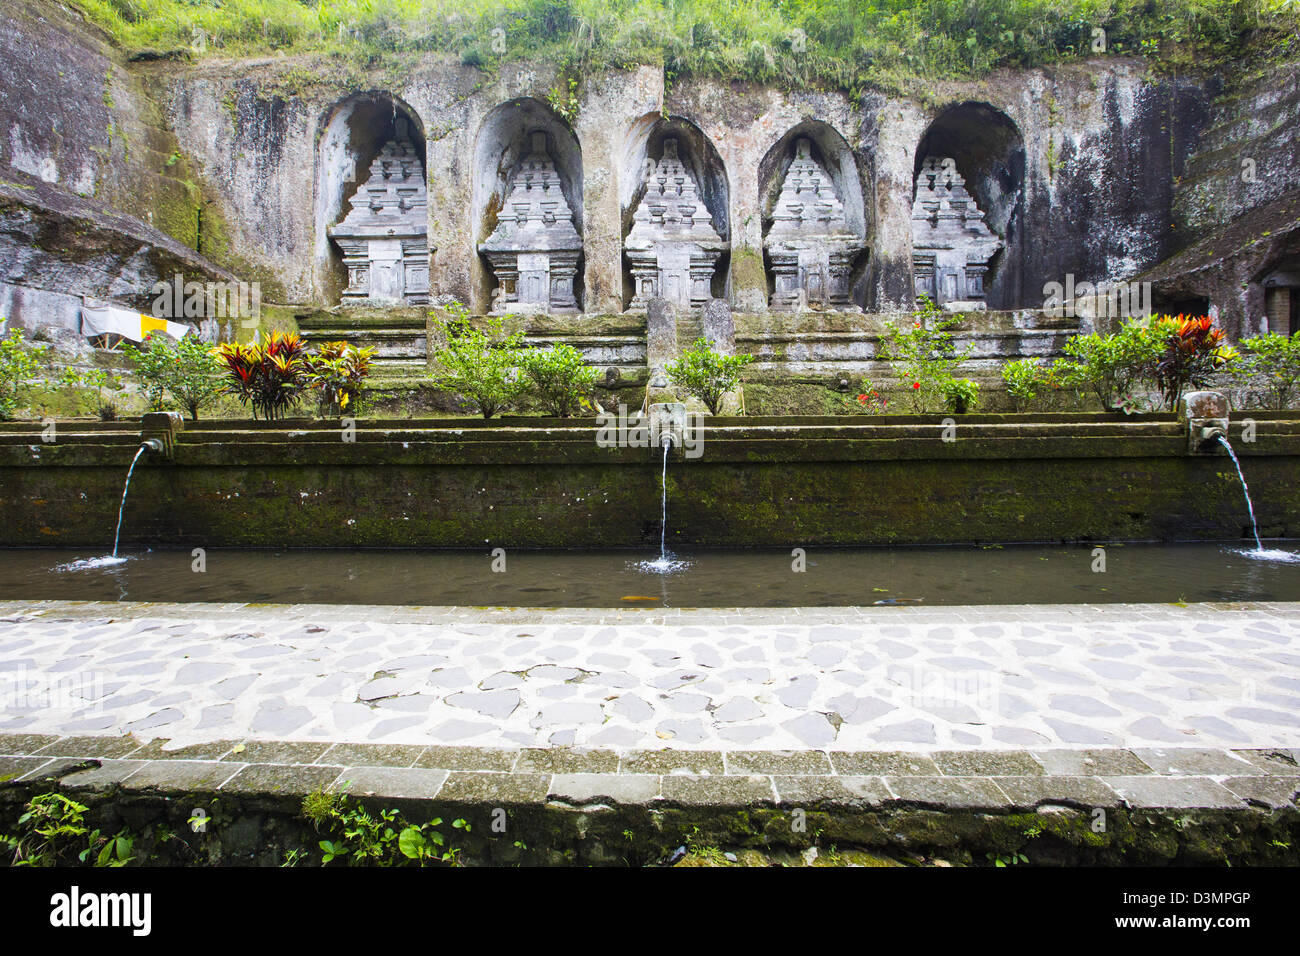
[301,340,377,417]
[1233,330,1300,409]
[1046,315,1236,412]
[70,0,1300,95]
[1002,357,1048,411]
[213,331,309,420]
[0,329,49,420]
[123,331,226,420]
[1048,321,1165,411]
[302,789,468,866]
[2,792,135,867]
[878,298,974,413]
[665,336,754,415]
[429,308,529,418]
[517,341,600,416]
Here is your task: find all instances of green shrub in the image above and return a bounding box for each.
[1050,322,1163,411]
[124,332,226,420]
[1002,358,1045,411]
[302,340,376,418]
[430,306,527,418]
[878,300,972,413]
[518,342,599,417]
[0,328,48,420]
[1234,331,1300,409]
[665,337,754,415]
[941,376,980,414]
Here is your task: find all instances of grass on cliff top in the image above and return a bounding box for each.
[71,0,1300,96]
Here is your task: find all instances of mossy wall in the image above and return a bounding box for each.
[2,417,1297,548]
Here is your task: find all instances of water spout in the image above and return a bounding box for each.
[112,443,152,558]
[1215,435,1263,552]
[659,439,670,561]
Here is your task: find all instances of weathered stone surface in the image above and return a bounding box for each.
[625,139,726,311]
[911,156,1001,313]
[548,773,661,805]
[1109,775,1245,809]
[335,766,449,799]
[479,130,581,314]
[725,750,834,775]
[993,775,1121,809]
[773,774,890,808]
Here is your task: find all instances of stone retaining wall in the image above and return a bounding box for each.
[0,414,1297,548]
[1,734,1295,866]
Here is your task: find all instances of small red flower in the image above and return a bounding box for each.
[857,393,868,403]
[912,382,921,390]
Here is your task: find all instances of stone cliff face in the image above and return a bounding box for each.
[0,0,234,332]
[1,0,1293,342]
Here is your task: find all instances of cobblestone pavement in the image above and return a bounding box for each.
[1,601,1298,752]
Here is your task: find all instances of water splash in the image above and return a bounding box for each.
[55,555,129,572]
[112,444,149,558]
[633,441,690,574]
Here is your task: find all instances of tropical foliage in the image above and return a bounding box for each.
[212,331,309,420]
[517,342,600,417]
[301,340,376,417]
[878,300,974,413]
[665,337,754,415]
[123,332,225,421]
[0,329,49,420]
[429,308,529,418]
[1233,331,1300,409]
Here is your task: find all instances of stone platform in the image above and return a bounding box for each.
[2,601,1298,751]
[1,600,1297,864]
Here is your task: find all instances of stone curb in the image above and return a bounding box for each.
[3,735,1298,812]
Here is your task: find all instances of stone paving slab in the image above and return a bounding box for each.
[2,600,1299,753]
[3,735,1297,813]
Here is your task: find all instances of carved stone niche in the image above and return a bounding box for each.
[479,130,582,314]
[328,118,430,306]
[911,156,1002,311]
[764,138,866,311]
[624,138,727,311]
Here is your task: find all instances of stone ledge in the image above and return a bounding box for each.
[4,737,1298,814]
[4,739,1296,865]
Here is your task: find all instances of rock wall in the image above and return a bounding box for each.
[0,0,236,333]
[141,52,1213,316]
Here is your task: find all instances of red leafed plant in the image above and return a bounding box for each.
[212,332,307,420]
[1151,314,1236,410]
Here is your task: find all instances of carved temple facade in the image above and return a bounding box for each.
[624,139,727,311]
[479,131,582,313]
[910,156,1002,311]
[763,138,866,311]
[328,119,430,306]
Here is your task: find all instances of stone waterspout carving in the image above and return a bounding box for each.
[624,138,726,311]
[479,131,582,313]
[911,156,1002,310]
[764,138,865,311]
[328,118,430,306]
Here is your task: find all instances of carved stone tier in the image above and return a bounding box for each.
[328,119,430,306]
[480,131,582,314]
[764,138,866,311]
[911,156,1002,311]
[624,138,726,311]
